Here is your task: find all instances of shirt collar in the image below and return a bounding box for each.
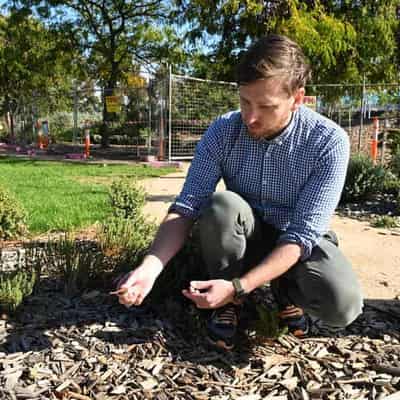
[240,109,299,146]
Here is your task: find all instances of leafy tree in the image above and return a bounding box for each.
[9,0,187,145]
[174,0,399,85]
[0,13,80,141]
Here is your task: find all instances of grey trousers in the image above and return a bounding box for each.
[198,191,363,328]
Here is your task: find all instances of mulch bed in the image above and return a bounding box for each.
[1,279,400,400]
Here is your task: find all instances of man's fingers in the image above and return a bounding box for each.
[182,289,210,308]
[190,280,213,290]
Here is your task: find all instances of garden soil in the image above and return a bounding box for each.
[141,162,400,301]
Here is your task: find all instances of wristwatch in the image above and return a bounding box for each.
[232,278,246,302]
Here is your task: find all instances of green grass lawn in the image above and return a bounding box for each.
[0,157,176,235]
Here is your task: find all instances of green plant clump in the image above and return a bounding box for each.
[43,236,105,295]
[390,149,400,179]
[0,186,27,240]
[0,270,37,313]
[371,215,400,229]
[98,180,156,277]
[254,304,288,339]
[341,154,387,203]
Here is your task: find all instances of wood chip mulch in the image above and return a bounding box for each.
[1,280,400,400]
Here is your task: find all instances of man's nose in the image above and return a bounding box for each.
[247,109,259,125]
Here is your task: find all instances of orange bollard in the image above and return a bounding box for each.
[371,117,379,164]
[35,120,43,149]
[84,127,90,158]
[38,134,43,149]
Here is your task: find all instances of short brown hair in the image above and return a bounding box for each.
[236,34,311,95]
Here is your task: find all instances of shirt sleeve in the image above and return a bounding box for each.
[277,130,350,260]
[168,117,225,219]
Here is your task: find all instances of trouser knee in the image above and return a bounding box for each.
[198,191,257,279]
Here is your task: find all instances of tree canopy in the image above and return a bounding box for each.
[0,12,80,139]
[174,0,400,84]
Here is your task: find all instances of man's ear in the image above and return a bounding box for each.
[291,87,305,112]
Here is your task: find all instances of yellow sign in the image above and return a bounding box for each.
[127,73,146,88]
[105,96,121,113]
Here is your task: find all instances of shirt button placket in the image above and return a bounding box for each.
[262,144,269,220]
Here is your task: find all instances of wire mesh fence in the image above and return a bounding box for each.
[307,83,400,163]
[3,72,399,164]
[168,74,239,160]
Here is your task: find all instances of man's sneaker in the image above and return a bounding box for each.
[206,304,240,351]
[278,305,310,338]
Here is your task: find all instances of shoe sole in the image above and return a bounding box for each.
[205,335,234,351]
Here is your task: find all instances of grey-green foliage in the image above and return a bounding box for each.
[109,180,146,219]
[0,186,27,240]
[43,236,105,295]
[341,154,387,203]
[371,215,399,229]
[98,180,155,274]
[0,269,37,313]
[254,304,288,339]
[390,149,400,179]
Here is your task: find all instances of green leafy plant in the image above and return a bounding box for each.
[390,148,400,179]
[43,235,105,295]
[0,269,37,313]
[254,304,288,339]
[371,215,399,229]
[0,186,27,240]
[98,179,156,280]
[382,170,400,196]
[341,154,387,203]
[109,180,146,219]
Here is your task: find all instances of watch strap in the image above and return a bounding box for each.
[232,278,245,300]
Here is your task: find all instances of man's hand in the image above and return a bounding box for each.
[114,257,163,307]
[182,280,235,309]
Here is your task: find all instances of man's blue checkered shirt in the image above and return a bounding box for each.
[169,105,350,260]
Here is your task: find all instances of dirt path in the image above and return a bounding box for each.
[142,162,400,300]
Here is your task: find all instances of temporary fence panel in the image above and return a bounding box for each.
[308,83,400,163]
[7,74,399,165]
[168,74,239,160]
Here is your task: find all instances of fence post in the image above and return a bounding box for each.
[158,82,165,161]
[358,76,366,152]
[371,116,379,164]
[168,65,172,161]
[73,84,78,144]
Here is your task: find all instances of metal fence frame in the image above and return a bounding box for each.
[5,71,400,164]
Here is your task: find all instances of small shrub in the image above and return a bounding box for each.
[0,270,37,313]
[254,305,288,338]
[382,170,400,195]
[390,149,400,178]
[0,186,28,240]
[98,216,155,269]
[387,128,400,154]
[43,235,106,295]
[371,215,399,229]
[341,154,387,203]
[98,180,156,278]
[109,180,146,220]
